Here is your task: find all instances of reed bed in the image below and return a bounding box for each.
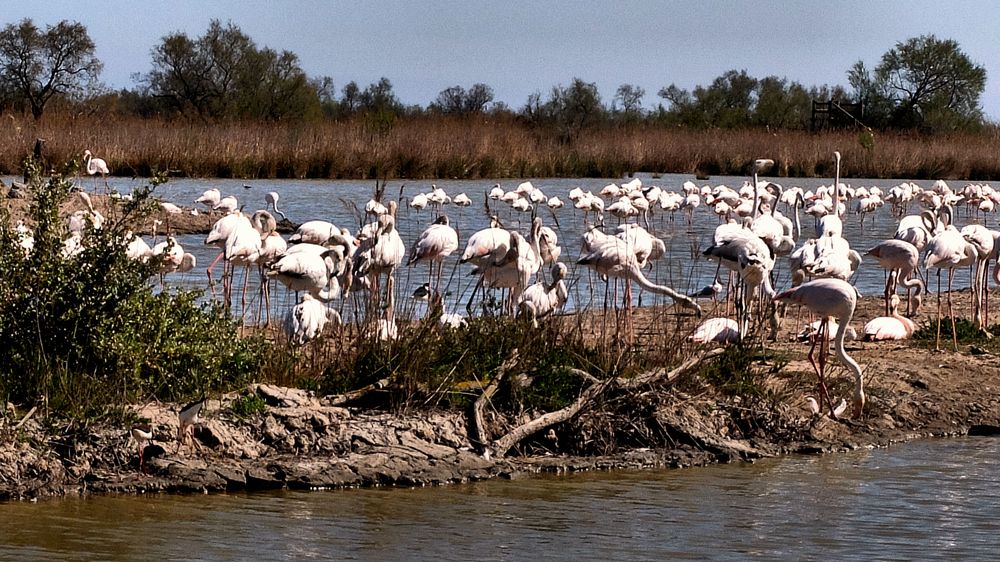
[2,112,1000,181]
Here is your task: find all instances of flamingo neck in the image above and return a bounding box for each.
[833,157,841,216]
[833,307,864,416]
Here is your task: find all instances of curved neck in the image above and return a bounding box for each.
[833,307,864,413]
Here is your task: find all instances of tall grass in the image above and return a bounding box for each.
[3,112,1000,180]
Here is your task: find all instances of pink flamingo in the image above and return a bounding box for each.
[774,278,864,419]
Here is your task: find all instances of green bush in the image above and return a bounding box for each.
[231,394,267,418]
[0,160,274,420]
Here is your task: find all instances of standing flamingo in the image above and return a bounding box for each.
[265,191,286,220]
[864,239,924,316]
[924,225,978,350]
[195,188,221,209]
[774,278,864,419]
[83,149,110,191]
[407,215,459,293]
[960,224,995,334]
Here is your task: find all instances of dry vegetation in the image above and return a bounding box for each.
[3,113,1000,181]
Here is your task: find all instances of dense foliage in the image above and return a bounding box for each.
[0,163,272,420]
[0,18,102,119]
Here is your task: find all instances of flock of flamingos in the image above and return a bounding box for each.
[37,149,1000,420]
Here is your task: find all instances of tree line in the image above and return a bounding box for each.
[0,18,989,134]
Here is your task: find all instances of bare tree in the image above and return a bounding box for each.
[0,19,102,119]
[614,84,645,116]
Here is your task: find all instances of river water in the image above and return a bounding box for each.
[2,437,996,560]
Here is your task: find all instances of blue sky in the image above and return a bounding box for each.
[7,1,1000,118]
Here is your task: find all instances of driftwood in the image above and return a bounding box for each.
[327,378,391,406]
[472,350,520,457]
[14,406,37,431]
[489,348,724,458]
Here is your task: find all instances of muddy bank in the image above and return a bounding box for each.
[3,324,999,502]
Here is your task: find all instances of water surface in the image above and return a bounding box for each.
[2,437,996,560]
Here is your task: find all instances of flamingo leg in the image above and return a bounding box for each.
[206,250,225,298]
[936,269,942,351]
[948,268,958,351]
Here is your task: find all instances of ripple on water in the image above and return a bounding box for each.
[7,438,996,560]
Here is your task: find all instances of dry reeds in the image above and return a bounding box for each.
[3,111,1000,181]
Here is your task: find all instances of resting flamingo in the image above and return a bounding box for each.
[285,293,341,346]
[517,262,569,327]
[774,278,864,420]
[689,317,740,344]
[863,295,917,341]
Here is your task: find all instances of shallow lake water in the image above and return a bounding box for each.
[1,437,997,560]
[9,172,982,325]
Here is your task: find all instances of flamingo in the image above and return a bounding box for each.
[214,195,239,214]
[703,230,775,338]
[285,293,341,346]
[961,224,995,334]
[460,217,511,266]
[223,214,265,316]
[865,239,924,316]
[578,237,701,316]
[152,237,196,275]
[774,278,864,419]
[265,191,286,219]
[125,232,153,262]
[267,244,348,300]
[195,188,221,209]
[353,210,406,321]
[924,225,978,350]
[204,210,252,299]
[517,262,569,327]
[689,317,740,344]
[817,151,844,238]
[83,149,110,191]
[453,193,472,207]
[289,220,340,245]
[863,295,917,341]
[407,215,459,292]
[254,210,287,325]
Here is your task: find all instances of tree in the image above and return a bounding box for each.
[431,85,466,114]
[0,19,102,119]
[753,76,811,129]
[657,70,757,128]
[358,77,401,114]
[850,35,986,130]
[144,19,321,120]
[431,83,494,115]
[340,81,361,114]
[543,78,605,137]
[614,84,645,117]
[463,83,494,113]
